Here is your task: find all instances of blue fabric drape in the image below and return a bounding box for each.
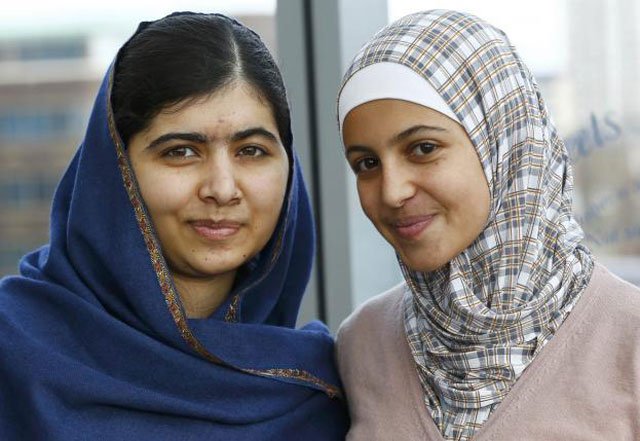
[0,16,348,441]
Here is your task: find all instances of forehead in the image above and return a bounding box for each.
[342,99,461,141]
[147,82,277,134]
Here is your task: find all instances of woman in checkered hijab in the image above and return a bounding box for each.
[336,9,640,441]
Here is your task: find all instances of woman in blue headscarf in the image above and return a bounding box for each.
[0,12,348,440]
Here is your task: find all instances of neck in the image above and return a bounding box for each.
[172,270,237,319]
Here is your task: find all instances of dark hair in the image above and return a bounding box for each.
[112,12,292,151]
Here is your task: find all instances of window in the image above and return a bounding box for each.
[1,175,58,208]
[0,38,86,62]
[0,110,83,141]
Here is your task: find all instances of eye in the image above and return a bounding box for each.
[351,156,379,174]
[238,145,267,157]
[164,146,197,158]
[411,142,437,156]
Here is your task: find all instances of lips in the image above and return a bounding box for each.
[189,219,242,240]
[392,215,436,240]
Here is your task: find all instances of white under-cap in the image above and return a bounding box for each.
[337,61,460,133]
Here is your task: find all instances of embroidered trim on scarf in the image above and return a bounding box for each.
[245,368,342,399]
[224,294,241,323]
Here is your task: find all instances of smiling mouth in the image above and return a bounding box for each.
[189,220,242,240]
[392,215,436,240]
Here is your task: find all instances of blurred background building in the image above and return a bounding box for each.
[1,0,638,329]
[0,35,97,275]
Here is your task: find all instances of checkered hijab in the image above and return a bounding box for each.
[338,10,594,440]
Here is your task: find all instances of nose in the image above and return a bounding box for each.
[198,153,241,205]
[380,162,416,208]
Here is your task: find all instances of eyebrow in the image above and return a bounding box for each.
[345,124,447,157]
[390,124,447,144]
[146,126,279,150]
[146,132,207,150]
[230,127,280,144]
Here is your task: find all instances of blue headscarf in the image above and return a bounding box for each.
[0,13,348,440]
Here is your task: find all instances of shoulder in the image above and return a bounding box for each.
[334,283,432,439]
[588,263,640,322]
[336,282,406,347]
[335,282,407,380]
[571,263,640,358]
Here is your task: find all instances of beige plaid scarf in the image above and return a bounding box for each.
[339,10,594,440]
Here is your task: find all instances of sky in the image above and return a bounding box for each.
[1,0,567,76]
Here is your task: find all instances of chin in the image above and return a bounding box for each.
[197,262,241,277]
[175,255,242,278]
[400,251,451,273]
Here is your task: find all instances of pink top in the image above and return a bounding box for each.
[336,264,640,440]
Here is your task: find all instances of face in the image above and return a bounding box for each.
[342,99,490,272]
[128,81,289,284]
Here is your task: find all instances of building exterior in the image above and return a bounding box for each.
[0,35,101,276]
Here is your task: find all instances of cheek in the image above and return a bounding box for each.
[136,167,193,217]
[247,167,288,222]
[449,164,490,230]
[474,181,491,223]
[357,182,377,220]
[466,159,491,224]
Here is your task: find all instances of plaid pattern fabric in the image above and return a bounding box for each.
[339,10,594,441]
